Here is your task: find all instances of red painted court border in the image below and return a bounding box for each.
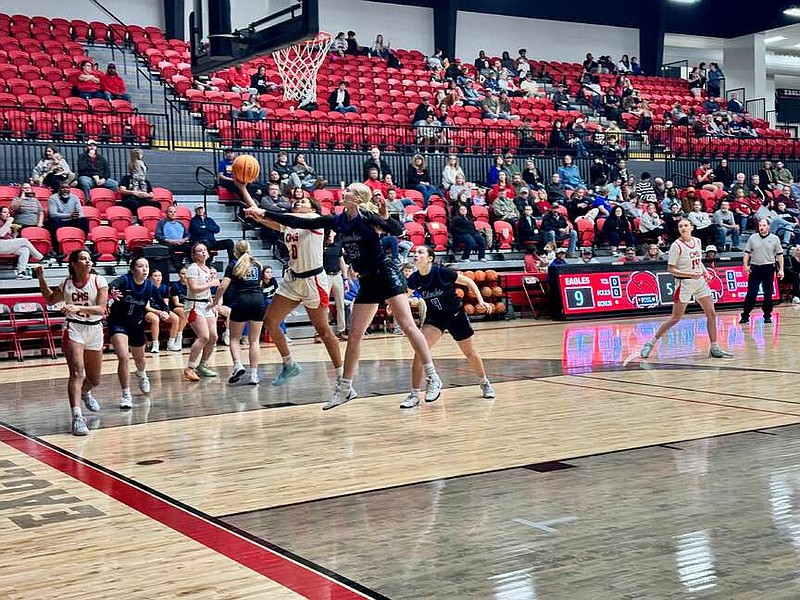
[0,423,373,600]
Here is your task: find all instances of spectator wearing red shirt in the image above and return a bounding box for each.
[488,171,515,204]
[74,60,108,100]
[100,63,130,102]
[228,65,257,95]
[363,167,384,194]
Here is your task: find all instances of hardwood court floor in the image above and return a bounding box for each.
[2,305,800,598]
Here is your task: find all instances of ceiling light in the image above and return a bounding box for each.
[765,36,788,43]
[793,43,800,47]
[668,0,701,4]
[784,6,800,17]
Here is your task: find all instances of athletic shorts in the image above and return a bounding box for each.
[230,295,266,323]
[185,299,216,321]
[425,308,474,341]
[107,319,146,348]
[276,271,330,310]
[355,268,407,305]
[63,321,104,351]
[674,277,712,304]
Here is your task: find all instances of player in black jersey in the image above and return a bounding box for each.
[213,240,266,385]
[403,245,496,408]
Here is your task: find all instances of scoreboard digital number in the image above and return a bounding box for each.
[557,262,779,318]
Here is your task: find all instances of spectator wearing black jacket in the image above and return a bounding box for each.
[76,139,118,204]
[451,204,486,261]
[589,157,610,187]
[522,159,545,189]
[363,147,392,182]
[250,65,278,95]
[119,174,160,216]
[517,204,540,249]
[541,203,578,255]
[714,159,734,189]
[189,205,235,261]
[602,205,635,253]
[328,81,357,113]
[545,173,568,204]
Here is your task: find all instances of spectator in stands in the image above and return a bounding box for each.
[47,181,89,244]
[639,202,665,243]
[189,205,235,261]
[729,114,757,138]
[492,190,520,229]
[616,247,640,264]
[688,67,703,98]
[712,200,740,250]
[119,150,160,216]
[437,81,464,112]
[250,65,277,95]
[363,167,384,195]
[155,205,192,266]
[565,186,591,221]
[713,159,734,189]
[513,185,536,214]
[406,154,438,207]
[687,199,720,247]
[462,79,484,107]
[237,95,267,121]
[498,71,522,97]
[217,147,239,197]
[520,72,543,98]
[486,155,504,187]
[758,160,779,191]
[522,159,545,190]
[480,90,502,120]
[603,205,635,254]
[412,96,436,124]
[502,153,521,179]
[671,103,689,126]
[775,161,794,186]
[328,81,357,113]
[369,34,391,59]
[74,60,107,100]
[426,48,446,72]
[548,120,571,153]
[474,51,491,77]
[730,172,750,196]
[489,171,515,204]
[229,64,256,95]
[542,203,577,256]
[617,55,632,73]
[451,204,486,262]
[0,206,44,279]
[727,93,744,113]
[644,243,665,261]
[750,174,768,204]
[496,91,518,120]
[632,171,656,204]
[771,201,800,245]
[441,155,466,191]
[551,84,572,111]
[630,57,643,75]
[415,113,445,150]
[11,183,44,230]
[330,32,347,59]
[590,157,610,187]
[517,204,540,250]
[362,147,391,182]
[546,173,568,204]
[100,63,130,102]
[76,139,118,204]
[557,155,585,190]
[289,153,325,192]
[31,145,74,190]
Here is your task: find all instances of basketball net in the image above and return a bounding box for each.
[272,31,332,108]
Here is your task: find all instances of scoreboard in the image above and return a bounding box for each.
[557,261,779,319]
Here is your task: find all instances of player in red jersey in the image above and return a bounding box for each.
[640,218,733,359]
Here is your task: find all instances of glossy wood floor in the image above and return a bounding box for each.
[2,305,800,599]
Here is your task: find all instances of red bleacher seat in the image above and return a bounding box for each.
[123,225,152,252]
[106,206,134,234]
[21,226,52,257]
[426,221,449,251]
[152,187,174,212]
[136,206,162,234]
[493,221,515,250]
[404,221,425,247]
[89,187,116,215]
[55,226,86,256]
[88,225,119,261]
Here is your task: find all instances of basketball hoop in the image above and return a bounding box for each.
[272,31,332,107]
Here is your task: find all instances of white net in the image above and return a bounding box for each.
[272,31,332,108]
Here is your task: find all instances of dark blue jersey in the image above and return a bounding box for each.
[406,265,461,316]
[150,282,170,311]
[224,263,264,296]
[108,273,156,325]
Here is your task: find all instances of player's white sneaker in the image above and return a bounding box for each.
[71,414,89,436]
[709,346,733,358]
[119,391,133,410]
[228,363,246,384]
[166,340,182,352]
[149,340,159,354]
[82,391,100,412]
[640,341,654,359]
[323,382,357,410]
[793,296,800,305]
[424,372,442,403]
[480,380,496,399]
[400,392,421,409]
[136,372,151,394]
[248,371,259,385]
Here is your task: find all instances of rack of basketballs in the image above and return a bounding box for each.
[456,269,508,318]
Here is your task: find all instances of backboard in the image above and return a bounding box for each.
[190,0,319,76]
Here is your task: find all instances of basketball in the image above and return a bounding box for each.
[474,270,486,283]
[462,270,474,280]
[466,288,477,300]
[464,303,475,315]
[474,303,488,314]
[481,286,494,299]
[231,155,260,184]
[493,286,503,297]
[455,287,465,299]
[485,269,498,283]
[494,301,506,314]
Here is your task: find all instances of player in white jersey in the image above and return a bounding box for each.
[35,249,108,436]
[640,218,732,359]
[246,193,343,386]
[183,243,221,381]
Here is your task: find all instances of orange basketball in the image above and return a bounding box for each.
[455,287,465,299]
[481,286,493,299]
[462,270,474,280]
[466,289,477,300]
[474,270,486,283]
[485,269,498,283]
[494,301,506,314]
[464,303,475,315]
[474,303,488,314]
[231,155,260,184]
[492,286,503,297]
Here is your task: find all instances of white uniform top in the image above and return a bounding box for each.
[281,225,324,274]
[60,274,108,323]
[668,236,704,276]
[186,263,214,300]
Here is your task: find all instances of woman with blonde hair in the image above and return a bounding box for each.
[243,181,442,411]
[213,239,266,385]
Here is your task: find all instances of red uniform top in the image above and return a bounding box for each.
[101,73,126,96]
[74,70,103,93]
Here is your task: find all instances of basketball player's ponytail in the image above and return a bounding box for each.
[232,239,261,279]
[348,182,378,213]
